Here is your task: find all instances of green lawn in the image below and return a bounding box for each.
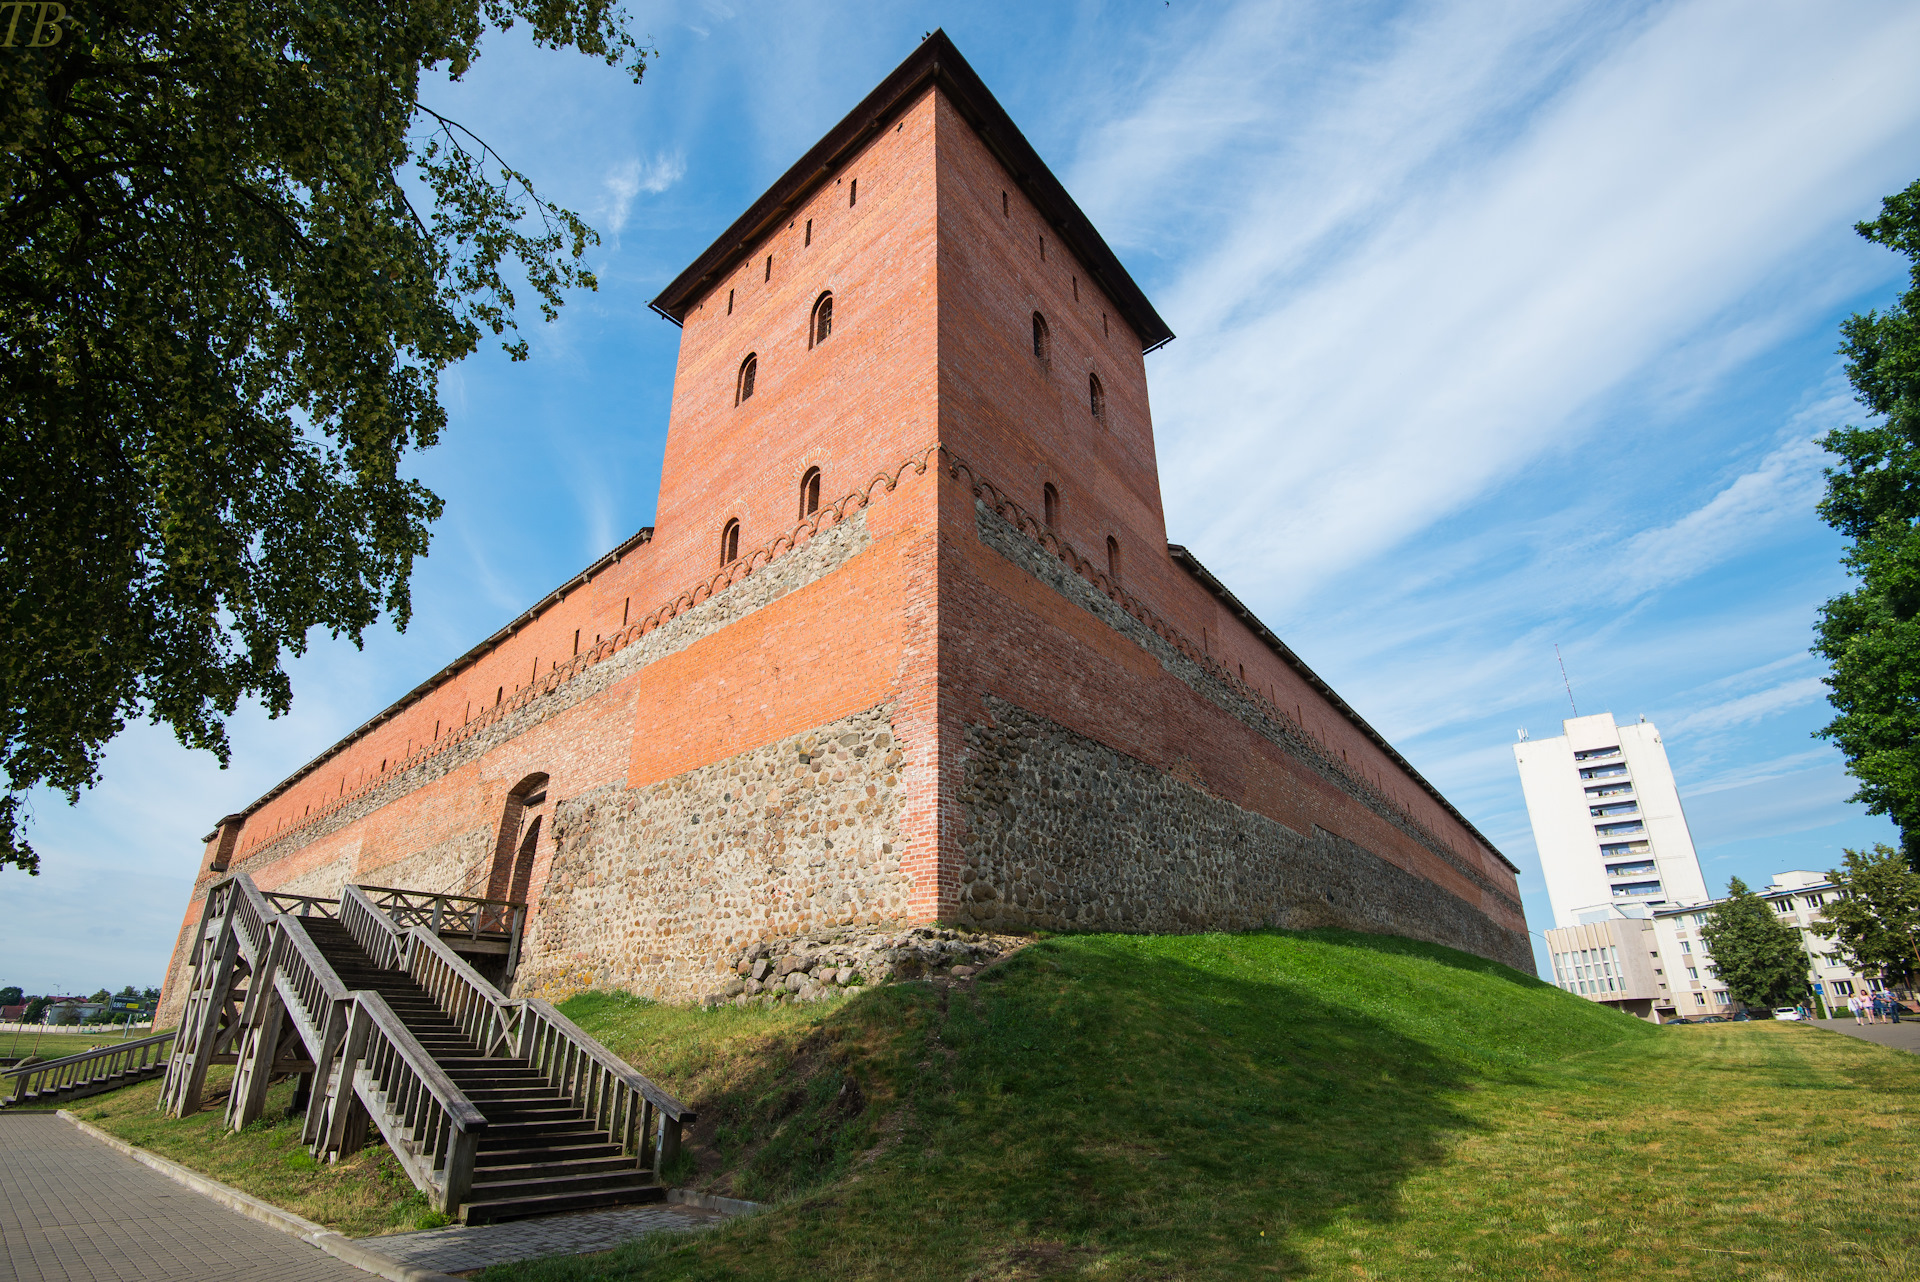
[39,928,1920,1277]
[485,930,1920,1281]
[0,1028,155,1060]
[72,1070,450,1236]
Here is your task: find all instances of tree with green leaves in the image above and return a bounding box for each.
[0,986,20,1006]
[1814,842,1920,987]
[1816,178,1920,871]
[20,996,44,1024]
[0,0,649,873]
[1700,878,1809,1011]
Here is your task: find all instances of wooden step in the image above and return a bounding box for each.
[470,1155,641,1181]
[461,1181,665,1226]
[478,1119,605,1144]
[474,1141,627,1164]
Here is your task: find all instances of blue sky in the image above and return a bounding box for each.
[9,0,1919,994]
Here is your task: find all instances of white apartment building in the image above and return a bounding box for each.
[1515,712,1710,929]
[1650,872,1876,1019]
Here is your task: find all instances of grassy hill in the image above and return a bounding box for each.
[489,928,1920,1281]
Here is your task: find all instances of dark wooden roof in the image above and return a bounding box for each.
[649,30,1174,354]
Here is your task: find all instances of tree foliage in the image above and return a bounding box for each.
[1815,842,1920,987]
[1700,878,1809,1010]
[0,0,647,873]
[1816,178,1920,870]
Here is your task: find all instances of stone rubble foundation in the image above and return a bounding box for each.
[702,923,1031,1007]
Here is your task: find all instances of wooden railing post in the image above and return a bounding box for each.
[173,923,239,1118]
[441,1124,480,1214]
[656,1110,682,1176]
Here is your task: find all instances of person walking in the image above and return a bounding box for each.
[1851,992,1867,1025]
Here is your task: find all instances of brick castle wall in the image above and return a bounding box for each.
[158,61,1531,1025]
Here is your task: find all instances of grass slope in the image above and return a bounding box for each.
[489,928,1920,1280]
[70,1070,449,1236]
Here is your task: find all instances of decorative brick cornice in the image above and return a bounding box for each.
[223,438,1510,901]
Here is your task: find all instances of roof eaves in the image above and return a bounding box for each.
[231,525,655,827]
[648,30,1173,354]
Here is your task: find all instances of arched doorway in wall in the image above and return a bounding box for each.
[488,773,550,916]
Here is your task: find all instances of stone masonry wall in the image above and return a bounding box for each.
[956,697,1534,971]
[974,500,1521,917]
[515,702,911,1002]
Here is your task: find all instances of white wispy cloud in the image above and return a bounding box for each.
[601,152,687,234]
[1609,436,1830,599]
[1662,676,1828,739]
[1073,0,1920,610]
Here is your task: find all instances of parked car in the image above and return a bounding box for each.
[1664,1016,1695,1025]
[1694,1015,1730,1023]
[1773,1007,1805,1021]
[1730,1011,1754,1021]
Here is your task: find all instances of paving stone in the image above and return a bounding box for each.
[0,1113,366,1282]
[353,1202,723,1273]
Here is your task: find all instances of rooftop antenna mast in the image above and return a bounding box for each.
[1555,644,1578,718]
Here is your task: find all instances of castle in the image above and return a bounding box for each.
[158,34,1531,1024]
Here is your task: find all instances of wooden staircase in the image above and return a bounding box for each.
[303,918,665,1223]
[2,1033,175,1109]
[159,874,695,1225]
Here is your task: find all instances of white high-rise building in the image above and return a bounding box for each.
[1515,711,1710,929]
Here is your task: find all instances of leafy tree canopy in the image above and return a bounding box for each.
[0,0,648,872]
[1816,177,1920,870]
[0,986,20,1005]
[1815,842,1920,986]
[1700,878,1809,1010]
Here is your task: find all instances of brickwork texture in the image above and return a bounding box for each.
[158,39,1530,1024]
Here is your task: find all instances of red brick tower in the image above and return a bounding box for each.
[158,35,1529,1022]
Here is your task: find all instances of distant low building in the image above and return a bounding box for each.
[1651,872,1876,1019]
[1545,869,1879,1020]
[1541,905,1666,1019]
[43,999,109,1025]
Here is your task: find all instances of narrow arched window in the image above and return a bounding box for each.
[800,467,822,519]
[810,293,833,348]
[721,518,740,566]
[1032,312,1050,363]
[1042,483,1059,529]
[736,354,757,404]
[1107,535,1121,580]
[1089,372,1105,423]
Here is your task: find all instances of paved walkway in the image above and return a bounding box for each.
[1813,1016,1920,1053]
[0,1113,366,1282]
[354,1202,723,1274]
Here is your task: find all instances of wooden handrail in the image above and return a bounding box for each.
[264,890,339,919]
[4,1031,176,1106]
[516,998,694,1176]
[404,927,519,1058]
[518,999,693,1121]
[357,884,526,939]
[339,884,407,970]
[330,991,487,1212]
[230,875,275,966]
